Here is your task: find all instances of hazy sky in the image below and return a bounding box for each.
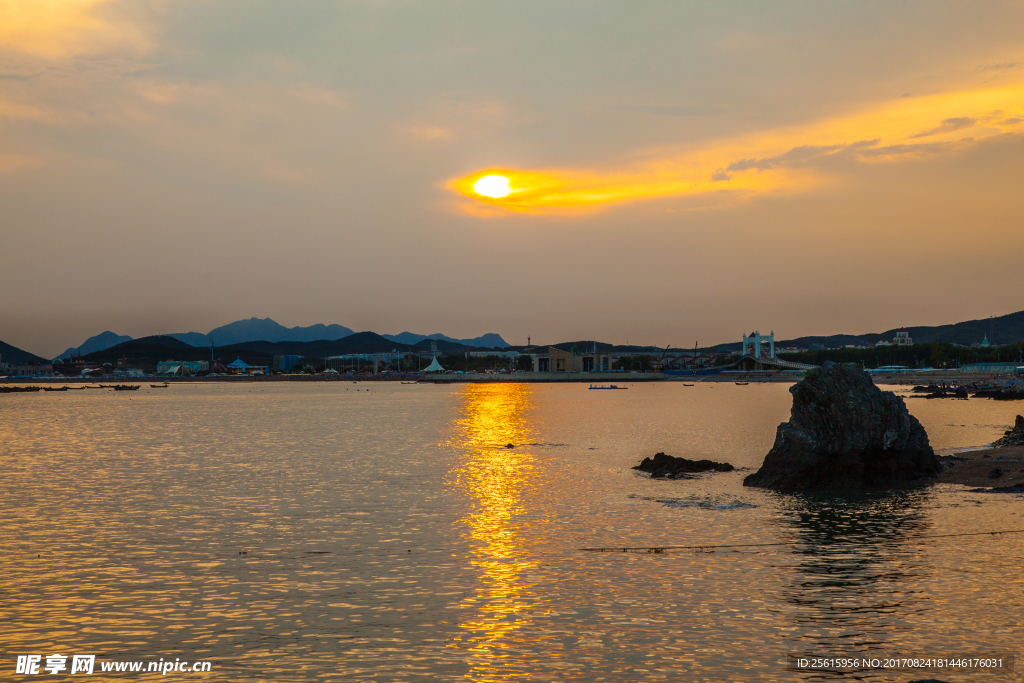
[3,1,1024,357]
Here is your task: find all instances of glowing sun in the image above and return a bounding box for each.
[472,174,512,198]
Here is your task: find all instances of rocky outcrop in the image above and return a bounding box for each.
[973,382,1024,400]
[744,362,941,490]
[993,415,1024,447]
[634,452,734,479]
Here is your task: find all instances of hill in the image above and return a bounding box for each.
[55,330,132,360]
[383,331,508,348]
[0,339,47,364]
[78,336,273,370]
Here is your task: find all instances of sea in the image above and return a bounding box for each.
[1,381,1022,681]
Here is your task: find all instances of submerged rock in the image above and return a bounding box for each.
[634,452,734,479]
[993,415,1024,447]
[743,362,940,490]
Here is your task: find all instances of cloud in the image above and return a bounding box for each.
[910,116,977,139]
[0,153,43,173]
[450,86,1024,213]
[979,63,1019,72]
[0,0,148,58]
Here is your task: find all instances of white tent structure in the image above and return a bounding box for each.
[423,357,445,373]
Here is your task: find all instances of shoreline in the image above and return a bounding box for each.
[937,445,1024,489]
[3,371,1018,384]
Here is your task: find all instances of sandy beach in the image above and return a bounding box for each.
[938,444,1024,489]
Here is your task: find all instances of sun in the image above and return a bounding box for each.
[472,174,512,198]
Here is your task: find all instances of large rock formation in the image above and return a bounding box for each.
[744,362,941,490]
[993,415,1024,447]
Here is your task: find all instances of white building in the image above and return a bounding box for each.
[893,328,913,346]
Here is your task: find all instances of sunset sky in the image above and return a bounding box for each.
[3,1,1024,357]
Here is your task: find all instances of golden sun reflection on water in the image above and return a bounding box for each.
[447,383,540,679]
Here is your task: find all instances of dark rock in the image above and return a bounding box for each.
[972,388,1024,400]
[634,452,734,480]
[988,467,1003,479]
[744,362,940,490]
[993,415,1024,447]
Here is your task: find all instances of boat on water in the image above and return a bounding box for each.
[683,383,694,386]
[735,381,749,385]
[400,381,417,385]
[67,386,86,390]
[589,384,627,390]
[0,386,43,393]
[43,387,68,392]
[113,385,140,391]
[151,384,169,388]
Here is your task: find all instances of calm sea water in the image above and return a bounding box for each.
[2,382,1023,681]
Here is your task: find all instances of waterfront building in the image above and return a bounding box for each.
[531,346,611,372]
[157,360,210,375]
[4,364,55,377]
[325,352,405,372]
[959,362,1023,375]
[893,328,913,346]
[274,354,303,371]
[467,351,521,359]
[225,358,271,374]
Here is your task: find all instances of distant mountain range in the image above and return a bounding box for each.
[7,309,1024,368]
[51,317,510,360]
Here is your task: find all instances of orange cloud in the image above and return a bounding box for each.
[450,86,1024,213]
[0,0,147,58]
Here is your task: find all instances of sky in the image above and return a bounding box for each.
[3,1,1024,358]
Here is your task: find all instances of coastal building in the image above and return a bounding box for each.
[468,351,520,359]
[226,358,269,374]
[4,364,55,377]
[531,346,611,372]
[274,354,303,371]
[893,328,913,346]
[959,362,1023,375]
[325,352,405,372]
[157,360,210,375]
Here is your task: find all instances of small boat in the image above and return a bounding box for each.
[150,384,169,388]
[113,384,141,391]
[85,385,103,389]
[43,387,68,392]
[66,386,86,390]
[589,384,627,390]
[735,382,749,385]
[400,381,417,385]
[683,383,694,386]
